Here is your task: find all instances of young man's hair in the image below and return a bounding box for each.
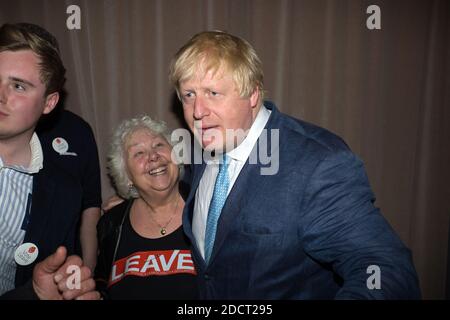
[0,23,66,95]
[169,30,264,103]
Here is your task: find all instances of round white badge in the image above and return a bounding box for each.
[52,137,69,155]
[14,242,39,266]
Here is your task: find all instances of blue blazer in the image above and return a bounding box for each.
[183,102,421,299]
[14,159,82,288]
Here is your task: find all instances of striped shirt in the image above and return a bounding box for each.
[0,133,43,295]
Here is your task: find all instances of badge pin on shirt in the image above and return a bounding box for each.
[14,242,39,266]
[52,137,77,156]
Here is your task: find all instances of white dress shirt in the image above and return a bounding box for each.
[192,105,271,259]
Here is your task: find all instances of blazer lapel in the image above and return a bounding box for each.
[15,169,56,286]
[23,169,56,244]
[207,159,262,265]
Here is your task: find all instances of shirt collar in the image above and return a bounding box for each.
[29,132,44,173]
[227,104,271,163]
[0,132,44,174]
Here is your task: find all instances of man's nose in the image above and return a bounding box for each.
[193,96,209,120]
[0,84,7,104]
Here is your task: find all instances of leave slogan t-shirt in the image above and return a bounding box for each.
[107,216,198,300]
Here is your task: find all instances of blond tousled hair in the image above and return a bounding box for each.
[169,30,264,104]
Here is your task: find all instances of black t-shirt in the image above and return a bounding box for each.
[107,214,198,300]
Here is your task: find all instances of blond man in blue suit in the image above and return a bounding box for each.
[170,31,420,299]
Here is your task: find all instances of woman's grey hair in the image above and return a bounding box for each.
[107,115,182,199]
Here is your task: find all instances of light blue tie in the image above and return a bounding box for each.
[204,154,230,264]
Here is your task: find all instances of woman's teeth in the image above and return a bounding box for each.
[149,166,167,175]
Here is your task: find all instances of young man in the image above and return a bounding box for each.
[0,22,94,298]
[170,31,421,299]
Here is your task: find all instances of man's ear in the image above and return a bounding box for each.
[249,87,260,108]
[42,92,59,115]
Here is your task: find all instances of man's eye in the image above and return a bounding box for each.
[210,91,219,96]
[14,83,26,91]
[184,92,194,99]
[134,151,144,157]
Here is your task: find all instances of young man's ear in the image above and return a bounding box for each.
[43,92,59,115]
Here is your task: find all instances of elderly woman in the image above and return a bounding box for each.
[95,116,197,300]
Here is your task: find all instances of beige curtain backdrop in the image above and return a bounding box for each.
[1,0,449,299]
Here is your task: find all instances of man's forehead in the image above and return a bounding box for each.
[0,49,42,79]
[180,64,232,87]
[0,49,40,64]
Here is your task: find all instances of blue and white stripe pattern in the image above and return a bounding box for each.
[0,168,32,295]
[0,133,43,295]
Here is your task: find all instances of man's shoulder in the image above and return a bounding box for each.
[60,110,93,133]
[38,109,92,134]
[274,109,352,156]
[264,102,350,153]
[37,110,98,170]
